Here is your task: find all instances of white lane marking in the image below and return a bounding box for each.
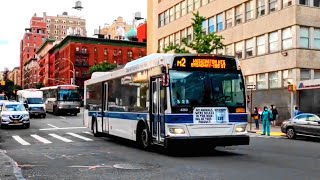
[60,116,66,119]
[67,133,93,141]
[47,124,59,128]
[39,127,87,131]
[49,134,73,143]
[82,131,93,136]
[30,134,52,144]
[12,136,30,146]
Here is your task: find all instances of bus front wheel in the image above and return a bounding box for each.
[137,122,150,150]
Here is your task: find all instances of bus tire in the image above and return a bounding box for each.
[92,118,102,137]
[137,121,150,150]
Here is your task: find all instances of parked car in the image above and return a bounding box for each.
[281,113,320,139]
[0,101,30,128]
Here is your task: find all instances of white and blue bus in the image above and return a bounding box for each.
[84,54,249,150]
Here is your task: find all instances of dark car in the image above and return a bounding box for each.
[281,113,320,139]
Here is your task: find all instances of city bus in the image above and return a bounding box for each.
[40,85,81,115]
[84,54,249,150]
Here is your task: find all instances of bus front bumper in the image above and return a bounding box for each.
[165,135,250,147]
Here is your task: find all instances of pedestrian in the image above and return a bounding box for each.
[271,105,278,126]
[252,107,260,130]
[294,107,301,117]
[261,106,272,136]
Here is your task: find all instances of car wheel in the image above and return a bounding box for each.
[24,123,30,129]
[286,127,296,139]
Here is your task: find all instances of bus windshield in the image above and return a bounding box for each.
[170,70,245,107]
[27,98,43,104]
[57,89,81,101]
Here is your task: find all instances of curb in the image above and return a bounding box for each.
[247,131,286,137]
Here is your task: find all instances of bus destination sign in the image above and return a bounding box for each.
[173,56,237,70]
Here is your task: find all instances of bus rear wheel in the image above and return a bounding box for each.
[137,123,150,150]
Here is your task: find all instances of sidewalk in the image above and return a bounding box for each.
[0,149,19,180]
[246,123,286,137]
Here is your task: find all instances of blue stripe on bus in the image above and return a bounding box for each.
[88,111,248,123]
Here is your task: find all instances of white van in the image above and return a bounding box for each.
[17,89,46,118]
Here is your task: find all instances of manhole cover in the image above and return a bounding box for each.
[113,163,150,170]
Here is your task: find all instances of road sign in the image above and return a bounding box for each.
[247,84,256,90]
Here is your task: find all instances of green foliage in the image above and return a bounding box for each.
[35,82,44,89]
[163,11,224,54]
[89,62,117,74]
[0,80,21,100]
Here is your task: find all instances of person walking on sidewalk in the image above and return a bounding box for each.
[270,105,278,126]
[253,107,260,130]
[261,106,273,136]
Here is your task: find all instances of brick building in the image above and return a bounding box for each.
[137,22,147,42]
[9,67,20,86]
[38,36,146,92]
[20,14,47,88]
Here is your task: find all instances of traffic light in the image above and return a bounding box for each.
[288,84,296,92]
[0,80,5,86]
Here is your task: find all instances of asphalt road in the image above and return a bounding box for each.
[0,110,320,180]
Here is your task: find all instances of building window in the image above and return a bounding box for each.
[257,35,266,55]
[187,26,193,42]
[187,0,193,13]
[299,0,309,5]
[226,45,233,55]
[208,17,215,33]
[159,39,164,52]
[217,13,223,32]
[246,39,253,57]
[269,72,280,88]
[104,48,108,55]
[283,0,292,7]
[169,34,174,45]
[164,36,169,47]
[159,13,164,27]
[226,9,233,29]
[235,5,242,25]
[76,47,80,52]
[202,20,207,34]
[175,32,180,45]
[300,69,311,80]
[127,50,133,61]
[181,0,187,16]
[257,73,267,89]
[94,47,97,54]
[246,75,256,85]
[169,7,175,23]
[164,10,169,25]
[283,69,293,86]
[282,27,292,50]
[82,47,87,53]
[314,0,320,7]
[300,27,309,48]
[235,41,243,59]
[194,0,200,9]
[257,0,266,17]
[269,0,278,12]
[202,0,208,6]
[175,3,181,19]
[269,31,278,52]
[314,28,320,49]
[246,0,253,21]
[314,69,320,79]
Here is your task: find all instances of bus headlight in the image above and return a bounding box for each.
[235,124,247,133]
[235,127,245,132]
[169,128,185,134]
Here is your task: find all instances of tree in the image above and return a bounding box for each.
[89,62,117,74]
[163,11,224,54]
[35,82,44,89]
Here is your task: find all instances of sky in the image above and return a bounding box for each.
[0,0,147,71]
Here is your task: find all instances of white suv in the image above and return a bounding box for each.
[0,102,30,128]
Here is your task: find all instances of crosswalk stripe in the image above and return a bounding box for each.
[67,133,93,141]
[12,136,30,146]
[49,134,73,143]
[31,134,52,144]
[82,131,93,136]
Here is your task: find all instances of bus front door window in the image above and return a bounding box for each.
[151,78,165,143]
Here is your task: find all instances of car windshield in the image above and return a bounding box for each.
[5,104,26,111]
[57,89,81,101]
[170,70,245,107]
[27,98,43,104]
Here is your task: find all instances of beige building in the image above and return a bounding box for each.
[43,12,86,41]
[148,0,320,119]
[100,17,132,40]
[10,67,21,86]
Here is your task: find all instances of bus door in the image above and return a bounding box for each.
[151,77,165,144]
[102,82,109,133]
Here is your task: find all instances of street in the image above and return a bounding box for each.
[0,110,319,180]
